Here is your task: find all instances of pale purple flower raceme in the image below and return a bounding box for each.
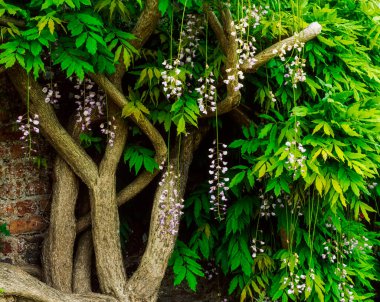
[158,165,185,236]
[208,140,229,218]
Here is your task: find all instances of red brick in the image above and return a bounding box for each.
[0,145,9,158]
[25,181,49,196]
[0,204,15,216]
[10,144,26,159]
[9,216,47,234]
[15,201,38,216]
[1,240,12,255]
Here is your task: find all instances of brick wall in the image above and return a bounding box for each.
[0,74,51,265]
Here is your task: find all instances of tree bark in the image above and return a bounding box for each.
[42,117,81,292]
[125,130,206,301]
[73,231,93,294]
[0,264,117,302]
[89,114,129,300]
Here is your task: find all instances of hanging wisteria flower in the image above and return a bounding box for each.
[100,116,117,147]
[161,60,184,100]
[16,114,40,155]
[178,14,203,68]
[17,114,40,139]
[284,55,307,88]
[158,165,185,235]
[195,69,217,114]
[208,140,229,219]
[259,193,276,218]
[251,238,266,258]
[73,77,105,131]
[42,83,61,105]
[269,90,277,102]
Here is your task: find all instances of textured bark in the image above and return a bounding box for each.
[42,156,78,292]
[0,264,117,302]
[89,115,129,300]
[73,231,93,294]
[241,22,322,73]
[125,130,206,301]
[42,118,81,292]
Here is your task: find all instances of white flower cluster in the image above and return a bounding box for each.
[321,239,338,263]
[272,38,305,62]
[158,165,184,236]
[73,77,105,131]
[284,273,307,296]
[285,55,307,88]
[269,90,277,102]
[100,116,116,147]
[195,70,216,114]
[17,114,40,138]
[42,83,61,105]
[178,14,202,67]
[336,266,354,302]
[208,140,229,218]
[204,262,219,280]
[368,181,378,190]
[251,238,265,258]
[284,130,307,177]
[161,61,183,100]
[259,193,276,218]
[16,114,40,155]
[223,67,244,92]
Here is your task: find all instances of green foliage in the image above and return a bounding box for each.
[169,240,205,291]
[123,144,158,174]
[79,132,103,152]
[0,0,379,301]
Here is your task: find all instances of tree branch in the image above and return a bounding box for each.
[42,115,81,292]
[73,231,93,294]
[202,6,241,117]
[204,5,228,55]
[99,108,128,177]
[241,22,322,73]
[126,128,207,300]
[0,263,117,302]
[90,73,167,198]
[7,65,99,188]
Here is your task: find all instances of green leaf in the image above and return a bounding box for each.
[174,267,186,286]
[76,32,87,48]
[86,36,97,55]
[185,271,197,291]
[158,0,170,14]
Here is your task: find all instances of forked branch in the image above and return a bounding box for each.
[7,65,99,187]
[241,22,322,73]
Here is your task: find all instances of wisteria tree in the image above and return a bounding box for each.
[2,0,378,301]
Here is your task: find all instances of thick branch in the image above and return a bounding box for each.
[42,116,81,292]
[204,6,228,55]
[7,66,99,187]
[241,22,322,73]
[0,263,117,302]
[126,129,206,301]
[73,231,93,294]
[202,7,241,117]
[99,108,128,177]
[90,74,167,196]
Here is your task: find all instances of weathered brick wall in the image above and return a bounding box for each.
[0,74,51,265]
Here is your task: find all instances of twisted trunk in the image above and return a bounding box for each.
[126,130,205,301]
